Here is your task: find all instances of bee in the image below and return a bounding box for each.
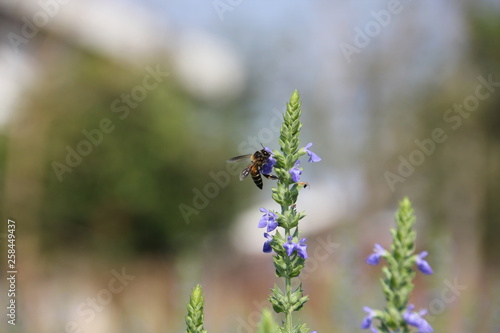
[227,148,278,189]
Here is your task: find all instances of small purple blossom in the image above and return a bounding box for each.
[366,243,387,265]
[284,236,296,257]
[283,236,308,259]
[361,306,378,333]
[296,238,308,259]
[403,305,433,333]
[262,147,276,175]
[289,160,302,182]
[263,233,273,253]
[258,208,278,232]
[304,143,321,163]
[416,251,433,275]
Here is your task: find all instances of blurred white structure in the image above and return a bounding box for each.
[0,0,246,126]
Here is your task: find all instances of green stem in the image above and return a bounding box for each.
[284,227,293,332]
[285,274,293,332]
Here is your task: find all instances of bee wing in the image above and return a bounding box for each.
[226,154,252,163]
[240,166,251,181]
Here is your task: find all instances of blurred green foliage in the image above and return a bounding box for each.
[0,134,6,204]
[468,10,500,273]
[17,50,247,257]
[256,308,278,333]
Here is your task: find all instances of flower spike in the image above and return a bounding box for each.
[359,198,434,333]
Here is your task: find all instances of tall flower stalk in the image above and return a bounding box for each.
[361,198,434,333]
[183,90,320,333]
[259,90,320,333]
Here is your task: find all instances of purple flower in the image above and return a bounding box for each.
[289,160,302,182]
[361,306,378,333]
[284,236,296,257]
[403,305,433,333]
[258,208,278,232]
[366,244,387,265]
[416,251,433,275]
[296,238,308,259]
[261,147,276,175]
[304,143,321,163]
[283,236,308,259]
[263,233,273,253]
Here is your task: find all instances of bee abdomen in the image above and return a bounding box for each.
[251,174,263,189]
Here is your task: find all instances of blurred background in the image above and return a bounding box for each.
[1,0,499,332]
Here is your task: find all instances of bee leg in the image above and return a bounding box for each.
[262,174,279,181]
[297,182,309,189]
